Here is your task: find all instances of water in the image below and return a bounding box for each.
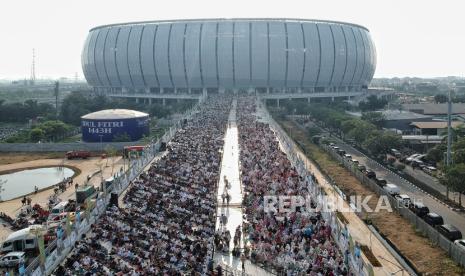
[0,167,74,201]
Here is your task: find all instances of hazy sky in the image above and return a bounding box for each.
[1,0,464,79]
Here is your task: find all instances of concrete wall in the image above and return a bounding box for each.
[0,141,144,152]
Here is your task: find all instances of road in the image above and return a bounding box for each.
[323,132,465,236]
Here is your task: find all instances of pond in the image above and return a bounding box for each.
[0,167,75,201]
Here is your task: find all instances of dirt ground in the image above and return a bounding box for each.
[0,155,125,242]
[0,152,66,165]
[278,118,463,276]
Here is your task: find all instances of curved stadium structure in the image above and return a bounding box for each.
[82,18,376,97]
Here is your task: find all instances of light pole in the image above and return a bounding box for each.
[446,89,453,199]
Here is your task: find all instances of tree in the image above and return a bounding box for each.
[347,120,376,146]
[434,94,448,103]
[442,164,465,206]
[104,145,118,174]
[361,112,385,128]
[359,95,388,111]
[426,145,445,164]
[364,131,402,155]
[30,128,45,142]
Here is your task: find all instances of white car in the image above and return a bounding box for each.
[383,184,400,196]
[0,251,25,267]
[454,239,465,250]
[406,154,421,163]
[395,194,411,207]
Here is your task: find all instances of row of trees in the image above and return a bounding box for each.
[306,105,401,156]
[0,99,56,123]
[60,93,196,126]
[5,120,75,143]
[434,93,465,104]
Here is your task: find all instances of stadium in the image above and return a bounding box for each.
[82,18,376,101]
[81,109,149,142]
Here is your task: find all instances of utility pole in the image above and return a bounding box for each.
[54,81,59,120]
[446,90,453,199]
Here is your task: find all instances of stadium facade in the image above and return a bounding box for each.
[82,18,376,100]
[81,109,150,142]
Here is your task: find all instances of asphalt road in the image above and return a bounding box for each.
[332,139,465,235]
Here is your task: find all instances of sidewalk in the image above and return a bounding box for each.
[214,99,273,276]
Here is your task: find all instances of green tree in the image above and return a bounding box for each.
[361,112,385,128]
[426,145,445,164]
[30,128,45,142]
[434,94,448,103]
[442,164,465,206]
[364,131,402,155]
[359,95,388,111]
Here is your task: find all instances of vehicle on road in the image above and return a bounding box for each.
[406,154,422,164]
[410,202,430,218]
[395,194,411,207]
[351,159,359,165]
[65,150,91,160]
[424,212,444,227]
[375,178,387,186]
[391,149,402,158]
[437,224,462,241]
[357,164,366,172]
[343,154,352,160]
[365,170,376,179]
[0,251,26,268]
[337,149,346,156]
[454,239,465,251]
[383,183,400,196]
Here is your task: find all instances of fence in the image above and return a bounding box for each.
[321,143,465,269]
[22,103,202,275]
[258,104,377,276]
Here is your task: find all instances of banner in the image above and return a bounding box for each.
[38,234,45,265]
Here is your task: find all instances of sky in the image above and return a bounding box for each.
[0,0,464,80]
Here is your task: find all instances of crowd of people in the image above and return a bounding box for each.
[237,97,349,275]
[54,97,232,275]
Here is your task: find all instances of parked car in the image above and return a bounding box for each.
[344,154,352,160]
[337,149,346,156]
[395,194,411,207]
[357,164,366,172]
[375,178,387,186]
[391,149,402,158]
[406,154,422,164]
[437,224,462,241]
[424,212,444,227]
[351,159,359,165]
[383,184,400,196]
[0,251,26,268]
[365,170,376,179]
[409,202,430,218]
[422,166,437,175]
[333,146,340,151]
[454,239,465,250]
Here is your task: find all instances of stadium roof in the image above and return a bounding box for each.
[90,18,369,32]
[81,109,149,120]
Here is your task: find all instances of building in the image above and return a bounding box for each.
[81,18,376,103]
[402,103,465,118]
[81,109,150,142]
[410,121,464,136]
[382,110,433,133]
